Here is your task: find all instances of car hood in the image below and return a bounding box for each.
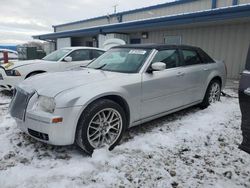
[1,59,51,70]
[19,68,123,97]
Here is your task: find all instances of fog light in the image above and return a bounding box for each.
[52,117,63,123]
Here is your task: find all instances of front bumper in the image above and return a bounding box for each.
[15,106,83,145]
[0,67,23,91]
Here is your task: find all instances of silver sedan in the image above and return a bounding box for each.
[9,44,227,154]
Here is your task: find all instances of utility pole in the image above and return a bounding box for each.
[113,4,118,14]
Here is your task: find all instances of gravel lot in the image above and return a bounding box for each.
[0,89,249,188]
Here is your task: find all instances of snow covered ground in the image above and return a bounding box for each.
[0,89,249,188]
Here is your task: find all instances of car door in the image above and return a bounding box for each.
[60,49,92,70]
[141,48,187,119]
[239,45,250,154]
[179,48,210,105]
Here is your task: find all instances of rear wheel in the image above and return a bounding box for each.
[200,79,221,109]
[76,99,126,154]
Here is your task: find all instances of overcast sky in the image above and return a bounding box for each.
[0,0,173,45]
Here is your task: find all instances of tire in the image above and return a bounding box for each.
[200,79,221,109]
[76,99,127,155]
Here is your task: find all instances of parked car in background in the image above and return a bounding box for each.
[0,47,105,91]
[239,45,250,154]
[9,44,226,154]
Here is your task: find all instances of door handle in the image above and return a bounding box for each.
[244,88,250,96]
[177,72,185,77]
[203,68,209,71]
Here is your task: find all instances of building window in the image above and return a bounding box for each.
[164,36,182,45]
[211,0,217,9]
[232,0,238,5]
[130,38,141,44]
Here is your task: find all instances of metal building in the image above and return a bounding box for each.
[34,0,250,79]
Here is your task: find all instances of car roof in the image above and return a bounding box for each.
[112,44,200,50]
[62,46,105,51]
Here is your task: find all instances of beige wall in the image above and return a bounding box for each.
[239,0,250,4]
[141,21,250,79]
[217,0,234,8]
[55,0,250,33]
[55,0,213,32]
[55,18,115,32]
[122,0,211,22]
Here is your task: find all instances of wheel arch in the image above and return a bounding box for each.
[210,76,222,86]
[25,70,46,79]
[76,94,131,129]
[73,94,131,148]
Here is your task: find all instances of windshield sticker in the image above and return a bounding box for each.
[129,50,146,55]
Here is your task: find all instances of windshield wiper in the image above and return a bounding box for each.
[94,64,107,70]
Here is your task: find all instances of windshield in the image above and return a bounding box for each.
[87,48,151,73]
[42,49,71,61]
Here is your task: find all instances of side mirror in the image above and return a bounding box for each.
[151,62,166,71]
[64,56,72,62]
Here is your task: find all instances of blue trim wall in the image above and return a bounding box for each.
[53,0,198,28]
[232,0,238,5]
[34,5,250,40]
[211,0,217,9]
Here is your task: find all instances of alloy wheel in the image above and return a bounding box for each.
[87,108,123,148]
[209,82,221,104]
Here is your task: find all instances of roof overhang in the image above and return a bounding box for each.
[33,4,250,40]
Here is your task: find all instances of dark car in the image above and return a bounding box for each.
[239,45,250,154]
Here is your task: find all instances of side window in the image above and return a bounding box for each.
[182,50,202,66]
[152,49,179,69]
[92,50,105,59]
[68,50,91,61]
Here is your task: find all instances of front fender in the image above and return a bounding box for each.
[54,79,141,124]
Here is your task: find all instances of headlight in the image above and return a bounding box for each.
[33,95,56,113]
[6,69,21,76]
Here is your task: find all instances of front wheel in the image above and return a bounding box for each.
[200,80,221,109]
[76,99,126,154]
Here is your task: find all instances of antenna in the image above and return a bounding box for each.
[113,4,118,14]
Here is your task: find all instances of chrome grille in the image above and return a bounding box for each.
[9,88,34,121]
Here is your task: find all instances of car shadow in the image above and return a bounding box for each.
[122,105,200,143]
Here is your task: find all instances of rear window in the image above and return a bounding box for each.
[198,49,215,63]
[246,45,250,70]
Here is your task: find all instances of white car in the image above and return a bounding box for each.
[0,49,18,62]
[0,47,105,91]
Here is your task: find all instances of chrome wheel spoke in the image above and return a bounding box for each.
[109,126,119,131]
[89,129,99,137]
[106,110,113,121]
[89,125,99,131]
[91,132,101,141]
[107,131,118,137]
[110,118,119,124]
